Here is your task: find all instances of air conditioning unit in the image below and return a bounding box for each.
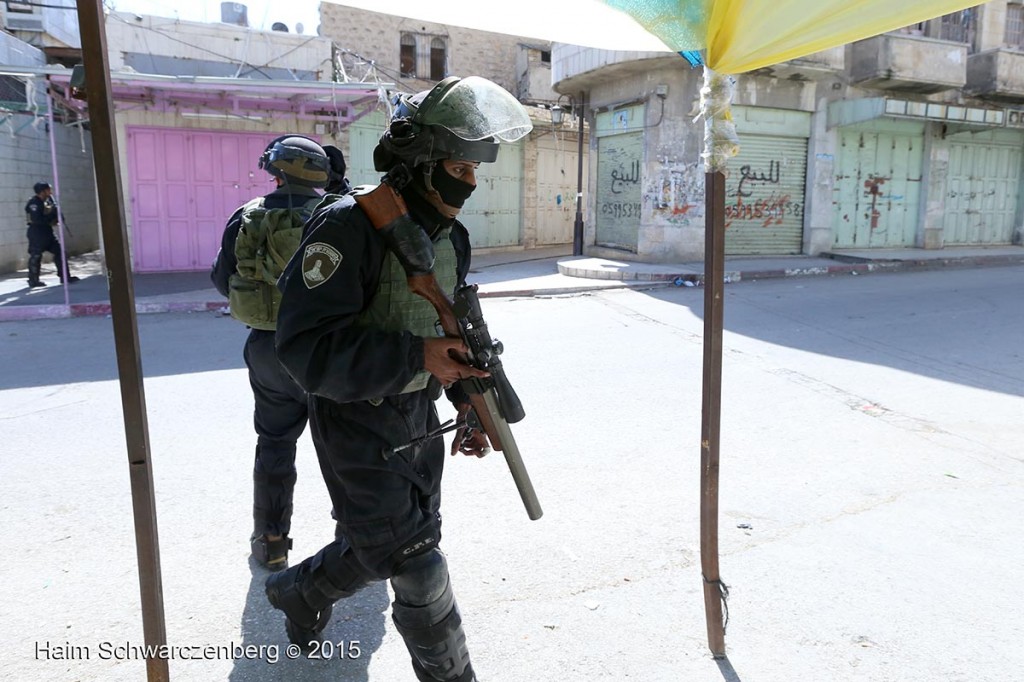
[5,15,45,32]
[1007,109,1024,129]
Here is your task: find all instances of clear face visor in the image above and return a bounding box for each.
[418,76,533,144]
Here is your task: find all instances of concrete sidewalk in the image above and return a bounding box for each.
[2,244,1023,321]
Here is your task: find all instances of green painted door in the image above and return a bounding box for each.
[943,130,1023,245]
[347,110,387,187]
[459,140,524,248]
[833,120,925,248]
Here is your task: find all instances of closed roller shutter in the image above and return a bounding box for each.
[723,134,807,255]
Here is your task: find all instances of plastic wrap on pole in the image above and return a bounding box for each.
[699,67,738,174]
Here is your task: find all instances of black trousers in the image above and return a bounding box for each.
[243,329,309,538]
[26,228,65,282]
[309,389,445,580]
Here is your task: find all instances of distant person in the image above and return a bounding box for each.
[25,182,78,288]
[210,135,330,571]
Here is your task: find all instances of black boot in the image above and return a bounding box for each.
[265,565,333,648]
[252,464,296,570]
[265,540,370,648]
[251,534,292,571]
[27,254,45,288]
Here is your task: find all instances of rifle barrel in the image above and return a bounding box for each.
[482,390,542,520]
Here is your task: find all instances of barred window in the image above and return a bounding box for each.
[939,8,976,51]
[400,34,416,78]
[430,37,446,81]
[0,75,27,106]
[1008,2,1024,49]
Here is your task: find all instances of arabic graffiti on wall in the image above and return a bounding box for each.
[724,158,804,229]
[596,132,643,247]
[649,160,704,225]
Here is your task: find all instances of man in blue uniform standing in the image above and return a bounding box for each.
[265,77,532,682]
[25,182,78,288]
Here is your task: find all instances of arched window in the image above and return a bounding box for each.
[430,37,447,81]
[400,34,416,78]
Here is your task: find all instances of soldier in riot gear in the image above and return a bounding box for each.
[267,77,532,681]
[24,182,78,288]
[211,134,330,571]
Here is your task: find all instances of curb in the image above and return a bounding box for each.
[2,255,1021,321]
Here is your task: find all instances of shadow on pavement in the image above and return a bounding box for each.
[638,266,1024,398]
[0,311,248,390]
[230,557,390,682]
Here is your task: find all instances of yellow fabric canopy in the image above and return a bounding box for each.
[608,0,985,74]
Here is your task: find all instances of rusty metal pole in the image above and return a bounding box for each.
[700,169,727,658]
[74,2,169,680]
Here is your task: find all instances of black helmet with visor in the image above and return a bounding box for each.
[258,135,330,188]
[373,76,532,175]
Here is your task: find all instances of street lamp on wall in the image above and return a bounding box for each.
[550,104,565,126]
[552,93,586,255]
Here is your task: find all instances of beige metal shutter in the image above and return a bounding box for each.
[944,130,1023,245]
[723,134,807,255]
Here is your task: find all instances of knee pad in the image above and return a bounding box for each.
[391,548,449,608]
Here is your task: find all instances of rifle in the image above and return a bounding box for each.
[354,172,543,521]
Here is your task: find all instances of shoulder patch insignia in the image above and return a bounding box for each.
[302,242,342,289]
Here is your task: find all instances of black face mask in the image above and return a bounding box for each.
[430,164,476,208]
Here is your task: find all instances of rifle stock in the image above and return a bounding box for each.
[355,184,542,520]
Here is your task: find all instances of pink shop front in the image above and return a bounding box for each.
[50,73,383,273]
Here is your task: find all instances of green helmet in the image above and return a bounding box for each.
[258,135,329,188]
[373,76,532,173]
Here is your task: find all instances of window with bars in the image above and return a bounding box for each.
[430,37,446,81]
[0,75,27,106]
[1008,2,1024,49]
[939,8,976,50]
[399,33,448,82]
[400,34,417,78]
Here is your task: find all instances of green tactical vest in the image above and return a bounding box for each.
[357,226,457,394]
[228,195,321,330]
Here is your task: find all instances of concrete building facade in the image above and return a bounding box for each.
[320,1,585,252]
[553,1,1024,262]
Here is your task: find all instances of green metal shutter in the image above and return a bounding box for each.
[723,135,807,255]
[594,105,645,252]
[347,110,387,188]
[833,120,925,248]
[460,139,524,248]
[943,130,1023,245]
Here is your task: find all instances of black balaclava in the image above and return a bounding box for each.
[405,170,454,236]
[428,162,476,208]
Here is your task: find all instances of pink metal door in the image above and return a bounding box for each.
[127,127,277,272]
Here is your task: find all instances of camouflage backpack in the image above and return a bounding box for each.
[228,195,321,330]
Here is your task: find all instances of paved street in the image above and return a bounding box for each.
[1,266,1022,681]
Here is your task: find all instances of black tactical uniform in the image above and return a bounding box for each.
[210,136,330,571]
[25,182,76,287]
[265,77,533,682]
